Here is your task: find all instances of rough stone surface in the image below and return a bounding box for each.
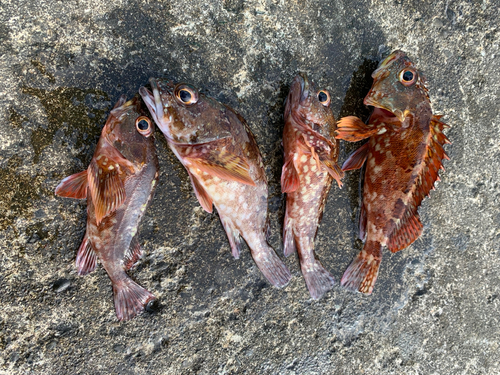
[1,0,499,374]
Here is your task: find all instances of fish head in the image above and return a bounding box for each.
[285,73,336,136]
[103,95,155,164]
[139,79,229,144]
[364,51,430,122]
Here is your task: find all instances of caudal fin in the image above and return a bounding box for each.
[112,278,155,321]
[341,241,382,295]
[250,244,292,288]
[301,259,335,300]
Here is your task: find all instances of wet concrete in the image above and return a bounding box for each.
[1,0,499,374]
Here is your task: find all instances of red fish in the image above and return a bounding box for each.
[139,80,291,288]
[336,51,450,294]
[55,95,159,320]
[281,73,343,299]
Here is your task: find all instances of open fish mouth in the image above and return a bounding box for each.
[364,94,405,123]
[139,78,173,140]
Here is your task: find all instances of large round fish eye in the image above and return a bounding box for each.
[174,84,199,105]
[135,116,153,137]
[399,69,417,86]
[317,90,331,107]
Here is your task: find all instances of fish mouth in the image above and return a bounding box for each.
[364,95,404,123]
[297,72,310,102]
[139,78,173,140]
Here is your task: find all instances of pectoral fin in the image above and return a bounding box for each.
[336,116,379,142]
[88,141,136,225]
[55,170,89,199]
[177,138,255,186]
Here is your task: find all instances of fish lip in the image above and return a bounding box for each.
[140,78,174,140]
[297,72,309,102]
[364,95,405,122]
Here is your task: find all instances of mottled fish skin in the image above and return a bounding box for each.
[336,51,450,294]
[55,95,159,320]
[139,79,291,288]
[281,73,343,299]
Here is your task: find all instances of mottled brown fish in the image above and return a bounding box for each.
[139,79,291,287]
[281,73,344,299]
[336,51,450,294]
[55,95,159,320]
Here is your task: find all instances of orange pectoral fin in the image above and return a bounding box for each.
[55,170,89,199]
[335,116,379,142]
[281,157,300,193]
[88,141,136,225]
[187,170,213,213]
[342,143,369,171]
[178,138,256,186]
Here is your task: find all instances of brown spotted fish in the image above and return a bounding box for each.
[55,95,159,320]
[281,73,344,299]
[336,51,450,294]
[139,79,291,288]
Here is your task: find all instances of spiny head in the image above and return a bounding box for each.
[104,95,155,164]
[285,73,336,136]
[364,51,430,122]
[139,79,230,144]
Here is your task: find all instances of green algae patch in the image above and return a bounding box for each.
[21,86,109,164]
[0,156,50,230]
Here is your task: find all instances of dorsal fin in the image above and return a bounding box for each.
[387,115,450,252]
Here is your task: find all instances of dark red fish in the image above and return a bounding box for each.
[55,95,159,320]
[336,51,450,294]
[139,80,291,288]
[281,73,343,299]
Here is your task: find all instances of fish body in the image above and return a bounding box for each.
[336,51,450,294]
[139,80,291,288]
[281,73,343,299]
[55,95,159,320]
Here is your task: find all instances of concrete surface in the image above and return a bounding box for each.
[0,0,499,374]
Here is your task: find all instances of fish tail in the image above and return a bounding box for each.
[341,241,382,295]
[300,259,335,300]
[112,277,155,321]
[250,243,292,288]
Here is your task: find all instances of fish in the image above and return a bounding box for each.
[55,95,159,320]
[281,73,344,299]
[139,79,292,288]
[335,50,450,294]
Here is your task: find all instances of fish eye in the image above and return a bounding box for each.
[174,84,199,105]
[317,90,331,107]
[135,116,153,137]
[399,69,417,86]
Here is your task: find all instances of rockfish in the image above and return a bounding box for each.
[139,80,291,288]
[281,73,343,299]
[55,95,159,320]
[336,51,450,294]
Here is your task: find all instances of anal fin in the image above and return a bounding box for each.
[283,206,296,257]
[220,216,243,259]
[124,236,143,270]
[75,235,98,276]
[387,212,423,253]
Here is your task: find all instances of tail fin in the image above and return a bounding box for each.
[341,241,382,295]
[112,277,155,321]
[250,244,292,288]
[301,259,335,300]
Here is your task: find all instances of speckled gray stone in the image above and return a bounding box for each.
[0,0,499,374]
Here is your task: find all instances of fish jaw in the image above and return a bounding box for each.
[139,79,173,140]
[364,51,430,124]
